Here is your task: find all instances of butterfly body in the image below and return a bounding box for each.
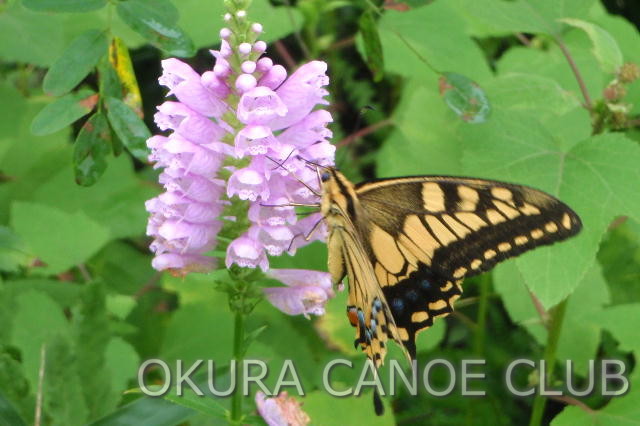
[319,168,582,368]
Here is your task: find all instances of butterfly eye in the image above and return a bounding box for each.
[320,171,331,182]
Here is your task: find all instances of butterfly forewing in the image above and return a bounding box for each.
[321,170,582,366]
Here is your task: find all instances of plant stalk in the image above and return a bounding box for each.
[230,308,245,424]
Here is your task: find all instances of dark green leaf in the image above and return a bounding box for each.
[116,0,194,57]
[43,30,109,97]
[0,391,26,426]
[30,89,97,136]
[598,220,640,305]
[359,11,385,82]
[23,0,107,13]
[73,112,111,186]
[104,97,150,162]
[89,397,195,426]
[439,72,491,123]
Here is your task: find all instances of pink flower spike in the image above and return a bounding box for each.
[237,86,287,124]
[227,167,269,201]
[151,253,216,274]
[155,102,226,144]
[239,42,252,55]
[254,40,267,53]
[256,57,273,73]
[269,61,330,130]
[241,61,257,74]
[264,268,334,317]
[252,23,263,34]
[249,225,294,256]
[236,73,257,93]
[258,64,287,90]
[226,236,268,271]
[256,392,310,426]
[234,125,280,158]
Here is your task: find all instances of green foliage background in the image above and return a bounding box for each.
[1,0,640,425]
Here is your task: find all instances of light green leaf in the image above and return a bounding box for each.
[176,0,302,49]
[22,0,106,13]
[560,18,623,74]
[10,291,71,391]
[105,337,140,397]
[378,1,492,81]
[0,226,33,272]
[590,304,640,356]
[359,11,384,82]
[598,220,640,305]
[43,29,109,96]
[462,119,640,307]
[449,0,595,36]
[10,202,111,275]
[30,89,97,136]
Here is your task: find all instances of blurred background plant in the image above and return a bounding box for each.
[1,0,640,425]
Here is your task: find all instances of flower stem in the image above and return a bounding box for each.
[528,298,568,426]
[472,274,490,356]
[230,308,245,424]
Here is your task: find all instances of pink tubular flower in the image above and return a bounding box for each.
[145,6,337,315]
[255,391,310,426]
[264,269,334,318]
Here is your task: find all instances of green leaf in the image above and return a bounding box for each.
[439,72,491,123]
[462,121,640,307]
[377,1,492,80]
[598,220,640,305]
[75,281,117,421]
[104,337,140,396]
[43,30,109,97]
[0,3,65,66]
[98,60,125,101]
[560,18,624,74]
[0,226,33,273]
[104,97,150,162]
[551,375,640,425]
[359,11,384,82]
[2,278,82,309]
[44,335,89,426]
[10,291,71,391]
[302,391,395,425]
[22,0,107,13]
[89,396,195,426]
[10,202,111,275]
[116,0,195,57]
[73,112,111,186]
[0,391,27,426]
[590,304,640,356]
[449,0,595,36]
[30,89,97,136]
[176,0,302,48]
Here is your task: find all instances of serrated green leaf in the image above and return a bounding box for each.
[116,0,194,57]
[43,29,109,96]
[439,72,490,123]
[75,281,117,421]
[44,335,89,426]
[22,0,106,13]
[462,119,640,307]
[10,201,111,275]
[359,11,384,82]
[560,18,623,74]
[104,96,150,162]
[30,89,97,136]
[73,112,111,186]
